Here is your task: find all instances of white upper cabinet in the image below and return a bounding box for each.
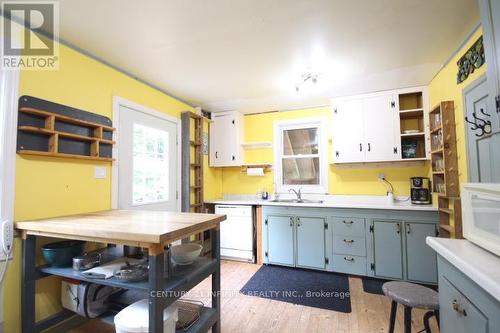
[332,87,428,164]
[209,111,243,167]
[331,98,365,163]
[363,94,400,162]
[479,0,500,126]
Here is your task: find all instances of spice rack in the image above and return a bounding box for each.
[17,96,115,162]
[429,101,462,238]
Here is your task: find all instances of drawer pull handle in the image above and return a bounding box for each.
[344,257,355,262]
[343,239,354,244]
[452,300,467,317]
[343,220,354,225]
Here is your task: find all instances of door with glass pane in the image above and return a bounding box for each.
[118,105,178,211]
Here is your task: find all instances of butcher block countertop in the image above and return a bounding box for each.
[15,210,226,251]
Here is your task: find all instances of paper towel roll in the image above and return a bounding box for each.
[247,167,264,176]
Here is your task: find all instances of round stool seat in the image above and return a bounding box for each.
[382,281,439,310]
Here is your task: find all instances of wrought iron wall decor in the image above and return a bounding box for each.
[457,36,485,84]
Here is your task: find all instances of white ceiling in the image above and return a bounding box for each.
[53,0,479,113]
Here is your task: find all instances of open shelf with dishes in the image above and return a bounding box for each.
[429,101,462,239]
[398,90,429,160]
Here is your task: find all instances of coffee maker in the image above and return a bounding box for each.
[410,177,432,205]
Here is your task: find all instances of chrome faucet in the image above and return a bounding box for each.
[289,188,302,201]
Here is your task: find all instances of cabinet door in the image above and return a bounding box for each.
[363,94,399,162]
[267,215,295,266]
[439,276,488,333]
[372,221,403,279]
[405,223,437,283]
[210,113,233,166]
[332,99,365,163]
[296,217,326,270]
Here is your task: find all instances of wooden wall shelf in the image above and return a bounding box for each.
[430,101,462,239]
[17,96,115,162]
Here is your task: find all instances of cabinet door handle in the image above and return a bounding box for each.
[344,256,355,262]
[359,143,363,151]
[396,223,401,234]
[215,151,218,159]
[406,224,411,235]
[343,239,354,244]
[297,217,301,227]
[452,300,467,316]
[289,217,293,227]
[343,220,354,225]
[368,143,371,152]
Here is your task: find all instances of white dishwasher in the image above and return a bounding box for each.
[215,205,254,262]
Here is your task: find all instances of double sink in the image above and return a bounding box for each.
[270,198,324,204]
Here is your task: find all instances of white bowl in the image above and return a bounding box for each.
[170,243,203,265]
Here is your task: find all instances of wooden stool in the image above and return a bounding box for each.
[382,281,439,333]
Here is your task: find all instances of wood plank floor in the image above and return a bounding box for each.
[72,260,439,333]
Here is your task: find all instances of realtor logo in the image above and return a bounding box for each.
[1,1,59,70]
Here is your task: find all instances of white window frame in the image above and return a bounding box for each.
[111,96,182,211]
[273,117,328,194]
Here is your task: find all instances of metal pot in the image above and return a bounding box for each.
[72,252,101,270]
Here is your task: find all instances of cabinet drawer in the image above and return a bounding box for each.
[440,277,488,333]
[332,254,367,276]
[333,236,366,256]
[332,217,365,236]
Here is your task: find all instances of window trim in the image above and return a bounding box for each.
[273,117,328,194]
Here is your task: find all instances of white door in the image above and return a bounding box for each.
[118,105,178,211]
[464,77,500,183]
[363,94,399,162]
[332,98,365,163]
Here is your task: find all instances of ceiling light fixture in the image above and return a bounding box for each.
[295,72,321,93]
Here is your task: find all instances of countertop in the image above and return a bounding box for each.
[205,194,437,211]
[15,210,226,249]
[426,237,500,302]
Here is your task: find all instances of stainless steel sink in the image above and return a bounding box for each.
[270,198,324,204]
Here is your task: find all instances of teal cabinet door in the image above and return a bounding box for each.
[296,217,326,270]
[405,223,437,283]
[439,276,488,333]
[267,215,295,266]
[372,221,403,279]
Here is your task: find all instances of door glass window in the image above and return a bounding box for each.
[132,124,169,205]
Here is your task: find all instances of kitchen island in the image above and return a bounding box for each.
[15,210,226,333]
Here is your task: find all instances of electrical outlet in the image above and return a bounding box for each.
[1,220,13,255]
[94,166,107,179]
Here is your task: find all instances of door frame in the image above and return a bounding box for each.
[0,66,19,238]
[462,73,488,182]
[111,96,181,211]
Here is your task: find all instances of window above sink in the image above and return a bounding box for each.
[273,118,328,194]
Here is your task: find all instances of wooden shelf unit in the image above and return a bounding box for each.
[429,101,462,239]
[398,91,428,159]
[17,107,115,162]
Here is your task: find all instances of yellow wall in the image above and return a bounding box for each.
[429,27,486,185]
[5,42,221,333]
[220,107,430,197]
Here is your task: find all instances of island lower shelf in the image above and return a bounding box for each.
[38,256,217,292]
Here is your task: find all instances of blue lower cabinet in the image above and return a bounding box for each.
[437,256,500,333]
[332,254,367,275]
[267,215,295,266]
[296,217,326,270]
[439,276,488,333]
[372,220,403,279]
[405,223,437,283]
